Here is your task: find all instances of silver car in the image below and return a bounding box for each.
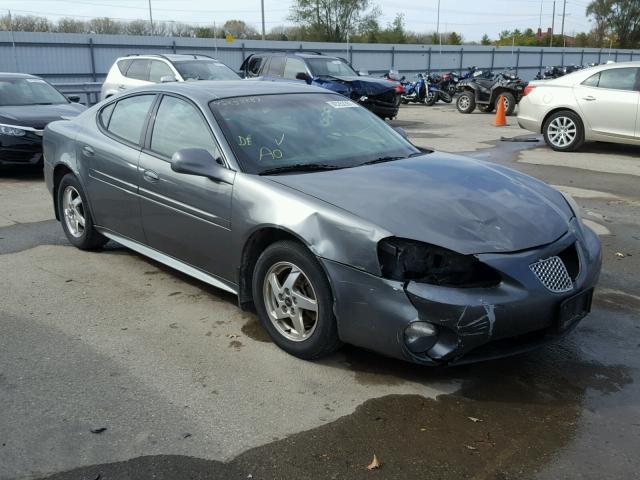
[100,54,240,100]
[43,81,601,365]
[518,61,640,151]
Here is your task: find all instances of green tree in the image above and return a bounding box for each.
[288,0,378,42]
[587,0,611,47]
[378,13,406,43]
[481,33,491,45]
[447,31,462,45]
[56,18,86,33]
[222,19,258,39]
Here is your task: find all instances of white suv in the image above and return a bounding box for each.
[100,54,240,100]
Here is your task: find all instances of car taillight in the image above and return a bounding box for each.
[395,84,405,93]
[523,85,536,96]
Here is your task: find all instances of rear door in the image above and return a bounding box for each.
[137,94,235,281]
[575,67,640,139]
[83,93,156,240]
[122,59,152,90]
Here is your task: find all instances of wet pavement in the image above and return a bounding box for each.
[1,104,639,480]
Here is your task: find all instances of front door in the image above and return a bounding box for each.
[575,67,640,139]
[83,93,156,241]
[137,94,235,281]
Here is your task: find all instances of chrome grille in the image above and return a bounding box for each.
[529,256,573,293]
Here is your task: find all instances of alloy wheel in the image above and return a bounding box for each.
[62,186,86,238]
[263,261,319,342]
[458,95,470,110]
[547,116,577,148]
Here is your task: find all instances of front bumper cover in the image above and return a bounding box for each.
[0,131,44,166]
[323,219,601,366]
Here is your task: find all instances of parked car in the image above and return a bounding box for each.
[43,81,601,366]
[100,54,240,100]
[240,52,402,119]
[0,73,86,167]
[518,61,640,151]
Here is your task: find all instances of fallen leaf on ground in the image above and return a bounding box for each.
[465,445,477,451]
[467,416,482,423]
[615,252,626,258]
[90,427,107,434]
[226,334,239,339]
[367,454,381,470]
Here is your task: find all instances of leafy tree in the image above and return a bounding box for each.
[88,17,123,34]
[56,18,86,33]
[481,34,491,45]
[377,14,406,43]
[125,19,150,36]
[447,31,462,45]
[222,20,258,39]
[606,0,640,48]
[288,0,378,42]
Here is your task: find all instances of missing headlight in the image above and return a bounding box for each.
[378,237,501,288]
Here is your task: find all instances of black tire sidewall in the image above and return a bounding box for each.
[57,173,106,250]
[543,111,585,152]
[502,92,517,116]
[456,92,475,113]
[252,240,340,360]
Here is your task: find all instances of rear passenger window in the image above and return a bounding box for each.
[126,60,150,81]
[106,95,155,145]
[266,56,285,77]
[150,95,219,160]
[117,59,133,75]
[582,72,600,87]
[284,57,307,80]
[99,103,115,128]
[149,60,174,83]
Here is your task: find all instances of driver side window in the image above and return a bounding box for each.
[150,95,220,161]
[284,58,307,80]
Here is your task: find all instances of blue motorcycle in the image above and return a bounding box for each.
[425,73,452,105]
[400,73,428,104]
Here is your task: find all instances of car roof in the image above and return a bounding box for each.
[538,60,640,86]
[0,72,39,79]
[256,51,338,60]
[124,79,333,101]
[118,54,219,62]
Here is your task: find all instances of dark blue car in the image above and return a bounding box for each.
[240,52,401,119]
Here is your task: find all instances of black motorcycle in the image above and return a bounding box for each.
[425,73,453,105]
[400,73,428,104]
[456,70,527,115]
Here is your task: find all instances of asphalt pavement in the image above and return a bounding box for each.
[1,103,638,480]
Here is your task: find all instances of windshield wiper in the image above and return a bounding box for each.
[360,152,421,166]
[259,163,342,175]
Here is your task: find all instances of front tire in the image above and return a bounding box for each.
[501,92,517,116]
[543,110,585,152]
[456,91,476,113]
[425,90,437,106]
[252,240,341,360]
[57,173,107,250]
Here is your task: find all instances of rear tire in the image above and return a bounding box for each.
[456,91,476,113]
[439,91,453,103]
[543,110,585,152]
[252,240,341,360]
[57,173,107,250]
[501,92,517,116]
[425,90,437,106]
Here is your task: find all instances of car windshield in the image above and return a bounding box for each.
[210,93,421,175]
[0,77,68,106]
[174,60,240,81]
[306,58,358,77]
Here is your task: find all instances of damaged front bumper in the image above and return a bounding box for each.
[322,221,601,366]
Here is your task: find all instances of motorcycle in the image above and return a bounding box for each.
[440,71,460,96]
[400,73,427,104]
[425,73,453,105]
[456,69,527,115]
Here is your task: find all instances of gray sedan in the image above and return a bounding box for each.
[43,81,601,365]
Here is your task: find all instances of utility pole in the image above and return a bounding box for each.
[261,0,265,40]
[148,0,154,35]
[538,0,544,32]
[436,0,441,45]
[560,0,567,48]
[550,0,555,47]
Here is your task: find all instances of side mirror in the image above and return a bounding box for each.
[160,75,177,83]
[393,127,408,139]
[295,72,312,83]
[67,95,81,103]
[171,148,234,184]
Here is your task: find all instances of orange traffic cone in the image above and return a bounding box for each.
[494,95,507,127]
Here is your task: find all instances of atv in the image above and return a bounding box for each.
[455,70,527,116]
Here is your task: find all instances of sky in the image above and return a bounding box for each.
[2,0,595,41]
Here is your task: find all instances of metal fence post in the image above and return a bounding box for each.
[580,48,584,65]
[539,48,544,72]
[88,38,96,82]
[598,49,602,64]
[241,42,246,61]
[349,45,353,65]
[391,45,395,69]
[459,47,464,74]
[515,48,520,75]
[427,47,432,72]
[561,49,565,67]
[615,50,619,61]
[172,40,176,53]
[490,47,495,71]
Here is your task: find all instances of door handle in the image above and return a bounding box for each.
[143,170,159,183]
[118,84,126,90]
[82,145,94,157]
[582,96,596,101]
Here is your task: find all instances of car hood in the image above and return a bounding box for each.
[313,75,396,96]
[0,103,86,129]
[269,153,571,255]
